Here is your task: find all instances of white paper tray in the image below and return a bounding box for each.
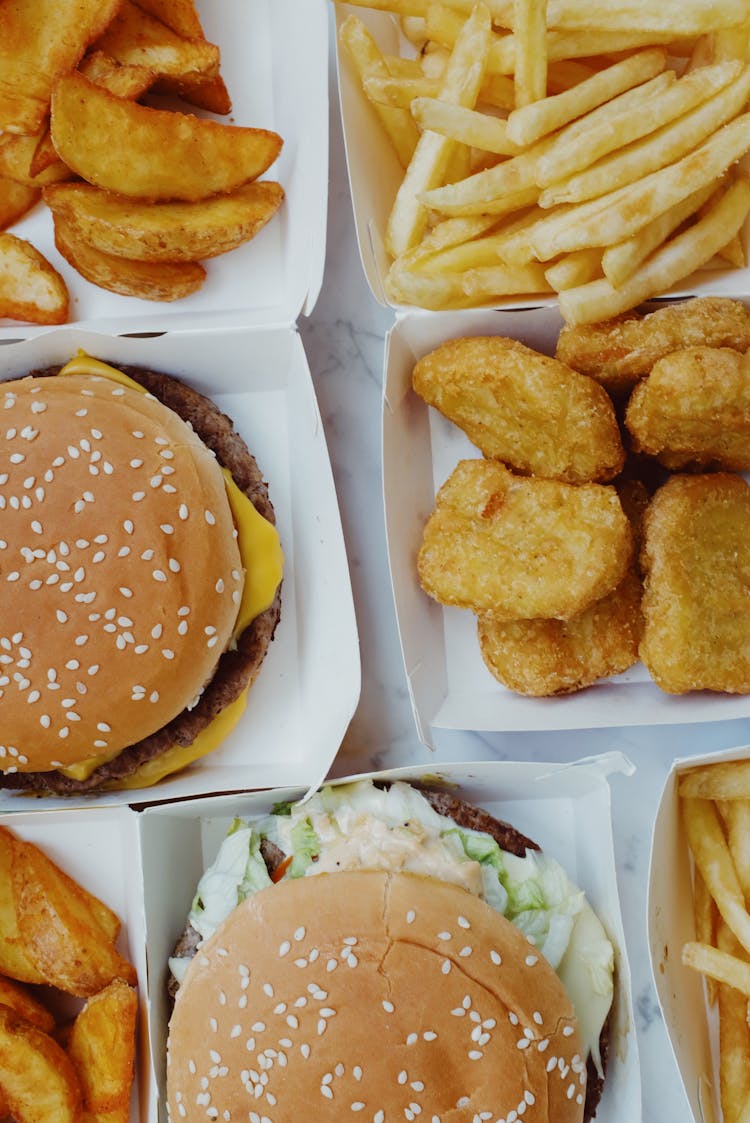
[334,1,750,315]
[647,742,750,1123]
[0,326,360,808]
[138,756,640,1123]
[0,0,328,337]
[382,305,750,740]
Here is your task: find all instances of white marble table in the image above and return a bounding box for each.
[298,20,750,1122]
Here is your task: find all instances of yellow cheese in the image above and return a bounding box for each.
[53,352,282,786]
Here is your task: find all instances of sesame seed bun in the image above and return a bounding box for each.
[0,364,281,791]
[166,870,588,1123]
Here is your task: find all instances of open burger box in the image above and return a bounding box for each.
[0,0,363,810]
[647,743,750,1123]
[333,2,750,315]
[382,304,750,742]
[1,0,329,336]
[0,756,640,1121]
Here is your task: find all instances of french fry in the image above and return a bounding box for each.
[720,800,750,904]
[529,113,750,262]
[340,16,419,168]
[681,797,750,957]
[411,98,522,154]
[536,62,739,191]
[340,0,429,12]
[716,233,746,269]
[683,940,750,996]
[558,176,750,324]
[419,137,551,215]
[506,47,667,146]
[693,867,718,1005]
[446,0,750,34]
[544,248,602,290]
[385,2,492,257]
[541,64,750,208]
[601,180,718,288]
[716,922,750,1123]
[513,0,547,108]
[681,760,750,801]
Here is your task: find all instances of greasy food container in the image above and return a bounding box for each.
[139,756,641,1122]
[382,306,750,741]
[0,325,360,809]
[648,742,750,1123]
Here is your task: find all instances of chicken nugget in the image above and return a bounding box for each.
[478,569,642,695]
[556,296,750,395]
[640,473,750,694]
[625,346,750,471]
[413,335,624,484]
[418,459,632,621]
[477,479,646,695]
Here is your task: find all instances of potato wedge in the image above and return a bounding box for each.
[44,180,284,262]
[0,133,69,189]
[0,976,55,1034]
[0,232,68,325]
[0,1005,81,1123]
[54,214,206,302]
[67,980,137,1118]
[9,832,137,997]
[0,0,121,134]
[137,0,232,114]
[93,0,220,82]
[0,833,47,988]
[51,72,280,201]
[0,178,38,230]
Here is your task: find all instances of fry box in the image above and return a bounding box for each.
[0,807,152,1121]
[383,306,750,739]
[647,743,750,1123]
[334,2,750,315]
[0,326,360,808]
[0,0,328,336]
[139,755,640,1123]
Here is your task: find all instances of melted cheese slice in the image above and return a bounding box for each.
[55,353,282,786]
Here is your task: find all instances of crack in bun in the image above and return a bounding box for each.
[0,363,281,794]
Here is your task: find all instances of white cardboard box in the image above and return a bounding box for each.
[382,306,750,739]
[0,0,328,336]
[0,326,360,808]
[646,743,750,1123]
[138,756,640,1123]
[334,2,749,315]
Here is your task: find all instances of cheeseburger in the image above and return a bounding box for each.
[167,780,614,1123]
[0,353,283,794]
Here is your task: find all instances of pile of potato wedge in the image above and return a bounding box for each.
[0,825,138,1123]
[0,0,285,323]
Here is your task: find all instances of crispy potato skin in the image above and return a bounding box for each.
[640,473,750,693]
[418,459,632,621]
[556,296,750,395]
[625,346,750,470]
[413,335,624,483]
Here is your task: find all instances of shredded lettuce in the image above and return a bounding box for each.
[288,817,320,878]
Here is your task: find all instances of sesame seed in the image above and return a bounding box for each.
[205,510,216,525]
[562,1026,574,1037]
[525,955,538,967]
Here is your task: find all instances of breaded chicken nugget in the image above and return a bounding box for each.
[640,473,750,694]
[556,296,750,395]
[418,459,632,621]
[413,335,624,484]
[478,570,642,695]
[625,346,750,471]
[476,479,646,695]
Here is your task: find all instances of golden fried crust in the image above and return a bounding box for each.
[556,297,750,395]
[477,478,646,695]
[418,459,632,621]
[640,473,750,693]
[412,336,624,484]
[625,346,750,471]
[478,569,642,695]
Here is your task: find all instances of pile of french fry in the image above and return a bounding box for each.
[339,0,750,323]
[680,762,750,1123]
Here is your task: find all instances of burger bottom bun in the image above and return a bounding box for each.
[167,870,587,1123]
